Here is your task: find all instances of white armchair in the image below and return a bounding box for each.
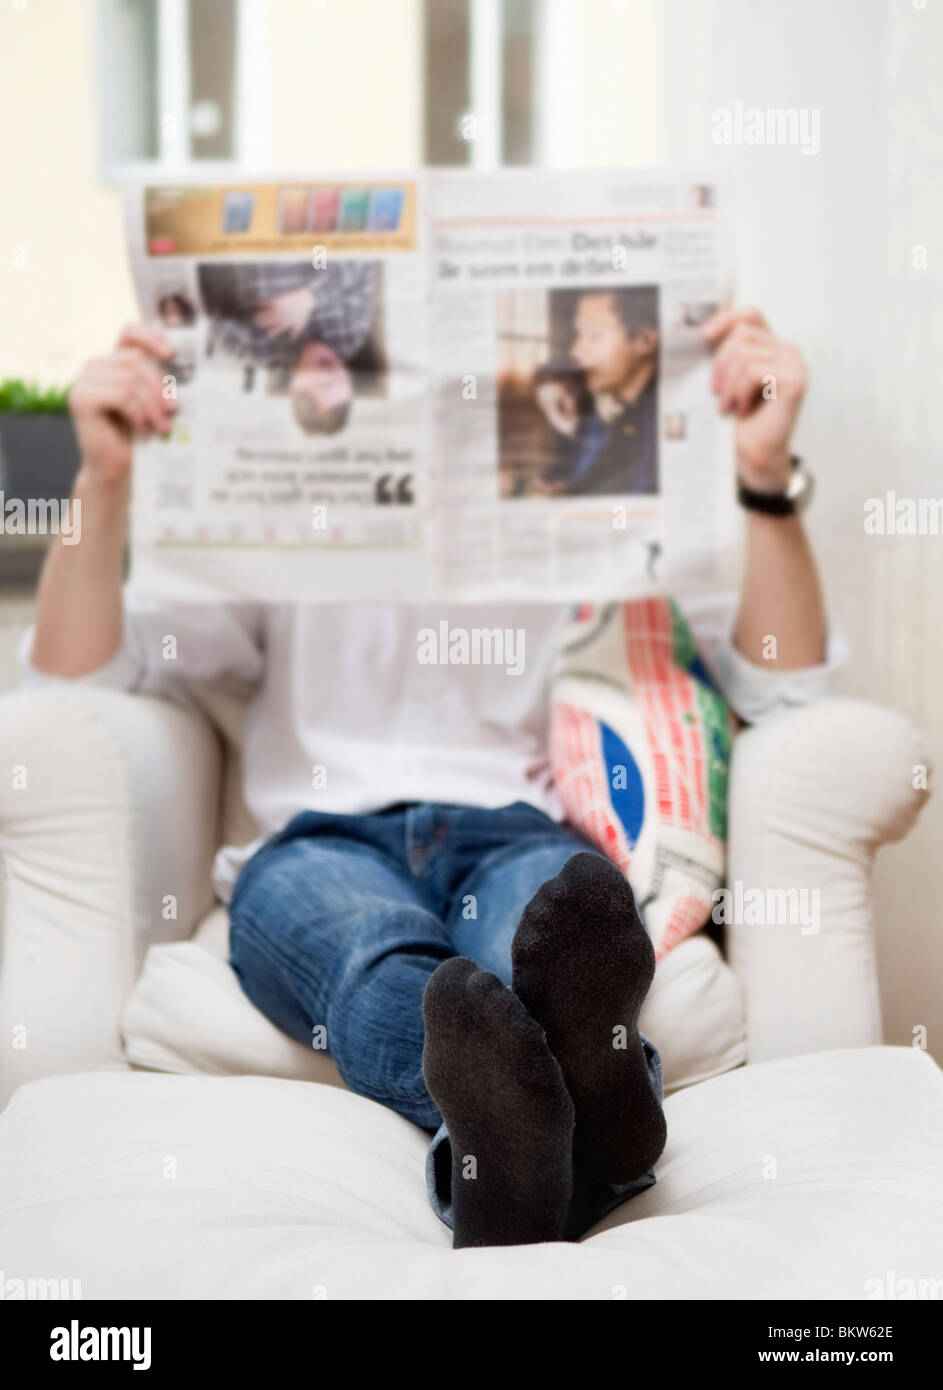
[0,687,220,1098]
[0,684,930,1103]
[1,685,941,1300]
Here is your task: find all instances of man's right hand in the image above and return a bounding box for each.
[68,323,178,485]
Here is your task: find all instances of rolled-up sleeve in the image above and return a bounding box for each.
[19,596,264,701]
[19,624,144,692]
[678,591,847,726]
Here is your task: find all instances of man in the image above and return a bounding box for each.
[26,306,834,1249]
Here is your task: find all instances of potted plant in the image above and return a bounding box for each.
[0,378,80,582]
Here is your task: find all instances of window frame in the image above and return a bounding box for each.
[424,0,547,168]
[97,0,272,186]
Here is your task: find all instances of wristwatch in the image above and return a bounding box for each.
[737,455,814,517]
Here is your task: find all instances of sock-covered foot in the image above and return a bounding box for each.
[422,956,574,1249]
[511,851,666,1187]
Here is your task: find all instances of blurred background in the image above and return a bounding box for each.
[0,0,940,1051]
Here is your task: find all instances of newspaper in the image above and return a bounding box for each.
[125,170,737,603]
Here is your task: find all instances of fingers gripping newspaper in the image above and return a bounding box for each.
[126,171,736,602]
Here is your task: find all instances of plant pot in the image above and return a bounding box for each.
[0,413,81,582]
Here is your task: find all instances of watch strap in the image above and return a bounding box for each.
[736,481,798,516]
[737,455,808,516]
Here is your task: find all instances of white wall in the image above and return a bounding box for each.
[664,0,943,1063]
[0,0,136,382]
[269,0,422,171]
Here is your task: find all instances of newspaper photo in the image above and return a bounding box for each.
[125,170,737,602]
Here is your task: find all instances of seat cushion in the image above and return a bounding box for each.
[1,1046,939,1299]
[121,912,746,1094]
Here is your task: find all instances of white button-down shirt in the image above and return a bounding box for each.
[22,595,844,899]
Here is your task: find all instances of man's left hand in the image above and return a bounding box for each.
[702,306,807,493]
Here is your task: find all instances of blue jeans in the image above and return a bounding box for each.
[229,801,663,1234]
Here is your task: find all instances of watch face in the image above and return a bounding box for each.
[786,459,814,510]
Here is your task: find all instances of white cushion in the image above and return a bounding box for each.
[121,914,746,1095]
[0,1046,939,1299]
[639,932,745,1089]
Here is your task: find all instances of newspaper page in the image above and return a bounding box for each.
[126,170,736,602]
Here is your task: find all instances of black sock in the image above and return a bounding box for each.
[511,851,667,1189]
[422,956,574,1249]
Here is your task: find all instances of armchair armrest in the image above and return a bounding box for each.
[726,697,931,1063]
[0,687,221,1104]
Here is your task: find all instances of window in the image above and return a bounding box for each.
[424,0,541,167]
[98,0,270,181]
[99,0,551,180]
